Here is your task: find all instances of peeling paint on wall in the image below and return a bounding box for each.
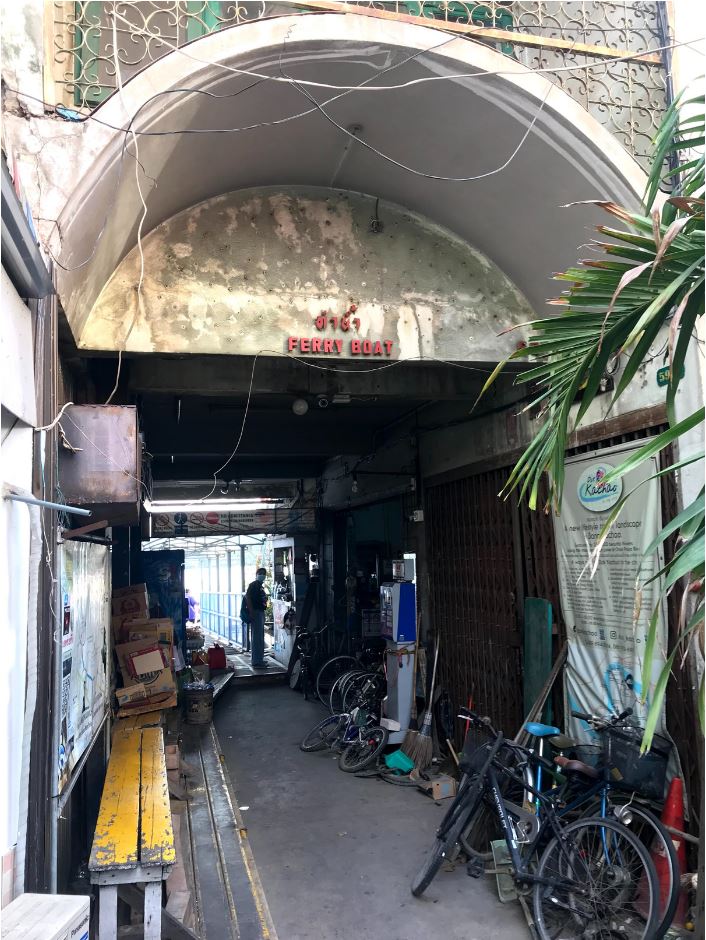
[82,186,534,360]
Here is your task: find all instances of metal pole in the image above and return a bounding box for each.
[3,486,91,516]
[49,540,62,892]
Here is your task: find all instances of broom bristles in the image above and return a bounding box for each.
[409,707,434,768]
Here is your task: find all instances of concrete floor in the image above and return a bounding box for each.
[214,684,529,940]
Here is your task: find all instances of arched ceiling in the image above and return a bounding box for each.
[54,13,646,347]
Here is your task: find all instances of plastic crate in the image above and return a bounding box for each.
[604,726,671,800]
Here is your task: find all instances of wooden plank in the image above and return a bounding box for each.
[523,598,554,722]
[140,727,176,868]
[143,882,162,940]
[296,1,662,63]
[117,885,200,940]
[116,712,163,732]
[90,728,141,871]
[98,885,118,940]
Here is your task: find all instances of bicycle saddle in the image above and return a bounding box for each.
[549,733,577,750]
[525,722,561,738]
[554,755,600,780]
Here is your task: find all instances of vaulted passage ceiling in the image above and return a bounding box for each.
[55,13,644,343]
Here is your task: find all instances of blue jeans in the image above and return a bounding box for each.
[251,610,266,666]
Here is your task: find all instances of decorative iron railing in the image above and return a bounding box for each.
[48,1,669,167]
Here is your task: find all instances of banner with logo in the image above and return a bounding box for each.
[554,443,668,741]
[152,507,316,537]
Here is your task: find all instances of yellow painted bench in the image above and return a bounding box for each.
[90,723,175,940]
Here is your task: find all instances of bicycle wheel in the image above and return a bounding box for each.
[316,656,359,703]
[329,670,364,714]
[338,726,388,773]
[300,714,346,752]
[533,816,659,940]
[583,797,679,937]
[289,659,302,691]
[342,673,385,712]
[411,774,486,897]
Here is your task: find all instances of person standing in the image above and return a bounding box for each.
[245,568,268,669]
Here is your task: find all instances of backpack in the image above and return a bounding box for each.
[240,594,251,624]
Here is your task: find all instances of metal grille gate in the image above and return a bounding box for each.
[425,469,526,742]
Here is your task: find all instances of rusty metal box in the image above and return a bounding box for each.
[58,405,141,524]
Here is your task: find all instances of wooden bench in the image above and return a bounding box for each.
[90,722,175,940]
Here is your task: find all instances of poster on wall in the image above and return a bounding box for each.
[59,542,111,793]
[554,443,668,742]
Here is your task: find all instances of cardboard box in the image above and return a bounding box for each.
[2,892,90,940]
[111,584,149,619]
[431,775,458,801]
[117,691,178,719]
[115,640,176,701]
[116,682,148,706]
[113,582,149,599]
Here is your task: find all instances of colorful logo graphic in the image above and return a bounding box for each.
[577,463,623,512]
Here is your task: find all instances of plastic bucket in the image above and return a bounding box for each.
[185,686,214,725]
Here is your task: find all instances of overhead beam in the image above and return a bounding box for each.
[298,1,663,64]
[128,355,496,401]
[150,458,327,482]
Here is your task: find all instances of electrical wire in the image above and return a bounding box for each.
[104,3,149,405]
[4,34,463,273]
[286,55,555,181]
[197,352,261,503]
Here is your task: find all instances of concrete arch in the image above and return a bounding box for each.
[53,12,647,349]
[82,185,534,359]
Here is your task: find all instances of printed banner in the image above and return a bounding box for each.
[59,542,111,792]
[152,507,317,537]
[554,444,668,741]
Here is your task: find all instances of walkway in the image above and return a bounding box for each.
[214,684,529,940]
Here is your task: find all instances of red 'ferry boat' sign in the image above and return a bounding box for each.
[287,306,395,357]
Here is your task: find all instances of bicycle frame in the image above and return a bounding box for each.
[454,737,610,894]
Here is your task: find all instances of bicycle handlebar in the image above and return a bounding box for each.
[571,707,633,727]
[457,707,499,737]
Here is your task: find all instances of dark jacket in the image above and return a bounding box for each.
[246,580,267,613]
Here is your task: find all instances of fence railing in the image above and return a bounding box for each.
[200,591,249,648]
[48,1,668,168]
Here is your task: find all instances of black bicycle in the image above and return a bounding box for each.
[411,708,660,940]
[288,624,328,700]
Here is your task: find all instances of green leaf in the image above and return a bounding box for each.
[640,604,662,718]
[641,648,677,753]
[602,410,705,484]
[664,531,705,590]
[642,489,704,557]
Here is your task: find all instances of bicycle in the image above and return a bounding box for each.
[300,700,389,773]
[288,624,329,701]
[545,709,679,938]
[411,708,660,940]
[316,637,387,708]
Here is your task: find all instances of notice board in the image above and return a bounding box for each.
[553,443,669,742]
[59,541,111,792]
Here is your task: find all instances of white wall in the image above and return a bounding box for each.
[0,266,38,901]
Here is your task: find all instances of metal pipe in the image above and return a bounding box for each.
[3,487,91,516]
[49,543,62,892]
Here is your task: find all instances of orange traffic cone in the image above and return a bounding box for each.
[657,776,689,928]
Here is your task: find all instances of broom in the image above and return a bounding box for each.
[402,614,422,756]
[409,637,440,771]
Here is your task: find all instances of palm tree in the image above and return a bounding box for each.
[482,92,704,749]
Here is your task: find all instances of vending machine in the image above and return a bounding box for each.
[380,579,416,744]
